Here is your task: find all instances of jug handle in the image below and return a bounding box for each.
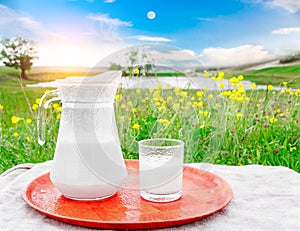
[37,90,61,146]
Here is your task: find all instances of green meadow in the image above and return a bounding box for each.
[236,64,300,87]
[0,66,299,173]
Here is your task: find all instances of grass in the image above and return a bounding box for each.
[0,67,300,173]
[232,64,300,88]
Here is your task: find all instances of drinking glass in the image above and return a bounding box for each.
[139,138,184,202]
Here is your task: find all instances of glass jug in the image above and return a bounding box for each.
[38,70,127,200]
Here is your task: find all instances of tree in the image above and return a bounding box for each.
[109,62,122,70]
[0,37,38,80]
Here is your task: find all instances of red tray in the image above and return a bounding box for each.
[22,160,232,230]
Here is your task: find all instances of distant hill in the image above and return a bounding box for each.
[241,53,300,71]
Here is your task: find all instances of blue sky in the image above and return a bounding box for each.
[0,0,300,67]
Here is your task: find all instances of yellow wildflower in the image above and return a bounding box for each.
[132,123,140,130]
[159,105,166,111]
[196,91,204,98]
[219,83,225,89]
[267,85,273,91]
[197,101,203,107]
[199,111,208,116]
[115,94,122,101]
[250,83,256,89]
[230,77,239,86]
[133,67,139,75]
[35,98,41,104]
[26,136,31,142]
[208,94,214,99]
[127,101,133,106]
[173,87,181,94]
[121,104,126,109]
[180,91,188,98]
[279,113,284,117]
[153,90,160,97]
[280,90,285,94]
[236,112,243,118]
[167,96,172,102]
[120,116,125,121]
[218,71,225,79]
[286,88,292,93]
[191,96,195,101]
[178,98,184,103]
[290,147,297,152]
[256,104,261,108]
[56,114,61,120]
[56,106,62,112]
[221,91,231,97]
[52,103,59,109]
[0,104,3,110]
[173,103,180,110]
[238,87,245,94]
[283,82,288,86]
[135,89,141,94]
[44,89,50,93]
[269,118,277,123]
[237,82,243,89]
[156,83,162,90]
[159,119,170,126]
[203,70,210,78]
[149,88,154,93]
[26,118,32,124]
[166,84,172,89]
[13,132,19,137]
[131,107,137,113]
[32,104,39,111]
[11,116,20,124]
[237,75,244,81]
[153,97,159,102]
[199,122,205,129]
[296,89,300,96]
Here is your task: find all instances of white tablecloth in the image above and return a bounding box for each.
[0,161,299,231]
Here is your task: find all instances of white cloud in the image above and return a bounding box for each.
[133,35,171,42]
[196,17,212,21]
[267,0,300,13]
[247,0,300,13]
[0,4,64,41]
[87,13,132,27]
[0,4,8,9]
[272,27,300,35]
[182,49,196,57]
[0,4,126,66]
[252,0,300,13]
[200,44,275,67]
[104,0,116,3]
